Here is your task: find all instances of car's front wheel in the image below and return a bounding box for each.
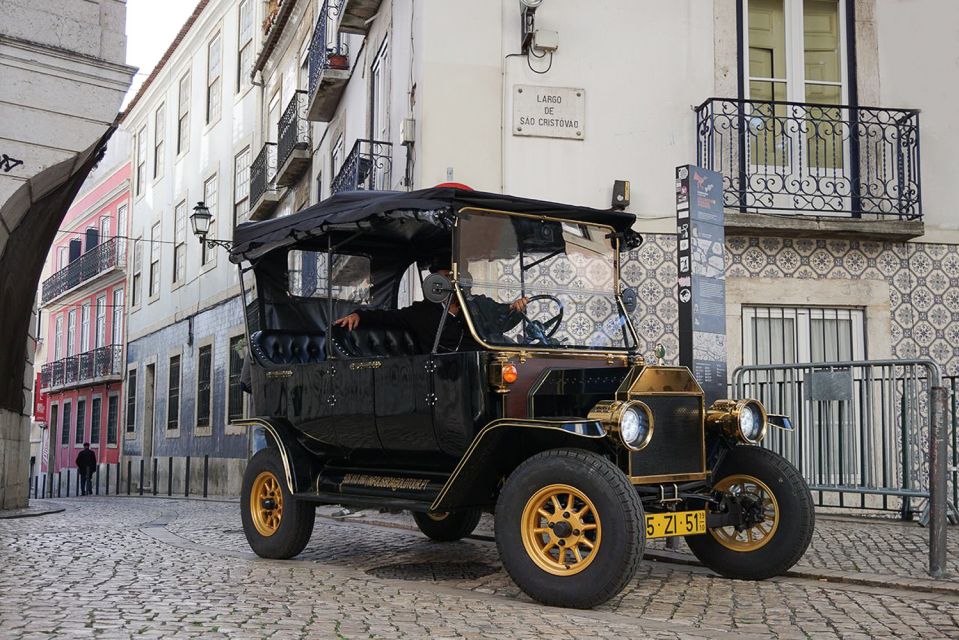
[495,448,645,609]
[240,447,315,559]
[412,508,482,541]
[685,445,814,580]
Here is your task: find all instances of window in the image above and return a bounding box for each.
[177,72,191,154]
[228,336,245,421]
[149,222,160,297]
[112,289,124,346]
[202,175,218,266]
[135,126,147,195]
[117,204,128,260]
[741,306,865,366]
[267,90,281,144]
[153,103,165,178]
[331,135,345,175]
[125,369,137,433]
[234,147,251,220]
[173,201,187,284]
[196,345,212,428]
[75,398,86,445]
[167,355,181,430]
[66,309,77,356]
[106,395,119,445]
[50,404,59,447]
[370,40,389,142]
[100,216,111,240]
[206,32,222,123]
[80,303,91,353]
[131,239,142,306]
[90,397,102,445]
[237,0,253,93]
[57,246,68,270]
[95,296,107,348]
[61,402,71,445]
[54,315,63,360]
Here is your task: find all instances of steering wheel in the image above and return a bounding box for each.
[520,294,565,345]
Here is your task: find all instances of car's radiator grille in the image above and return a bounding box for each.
[629,395,704,480]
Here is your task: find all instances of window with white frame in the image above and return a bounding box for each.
[106,394,119,445]
[177,72,191,154]
[234,147,251,221]
[66,309,77,356]
[112,289,124,345]
[237,0,253,93]
[331,135,344,176]
[100,216,111,240]
[207,32,222,123]
[167,354,180,430]
[153,103,165,178]
[54,315,63,359]
[90,397,101,445]
[173,201,187,284]
[131,239,142,306]
[741,305,865,366]
[196,344,212,428]
[202,175,218,266]
[370,40,389,142]
[80,303,91,352]
[125,369,136,433]
[95,295,107,348]
[135,125,147,195]
[57,246,68,270]
[117,204,128,261]
[149,222,160,298]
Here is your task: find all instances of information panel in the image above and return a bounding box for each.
[676,165,727,405]
[512,85,585,140]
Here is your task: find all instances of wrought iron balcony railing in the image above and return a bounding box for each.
[250,142,278,213]
[308,0,348,99]
[40,345,123,391]
[331,139,393,195]
[277,91,309,175]
[695,98,921,219]
[41,237,125,305]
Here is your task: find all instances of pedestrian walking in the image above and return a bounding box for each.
[76,443,97,496]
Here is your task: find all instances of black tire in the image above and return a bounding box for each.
[412,508,482,542]
[494,448,645,609]
[241,447,316,559]
[686,446,814,580]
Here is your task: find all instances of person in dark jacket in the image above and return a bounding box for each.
[75,443,97,496]
[333,259,528,353]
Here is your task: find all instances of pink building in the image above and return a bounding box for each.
[37,162,130,475]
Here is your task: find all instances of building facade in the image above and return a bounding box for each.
[36,147,131,477]
[0,0,134,508]
[120,0,262,493]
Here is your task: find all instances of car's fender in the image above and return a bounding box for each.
[233,417,320,494]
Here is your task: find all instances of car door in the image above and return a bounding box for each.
[373,354,436,451]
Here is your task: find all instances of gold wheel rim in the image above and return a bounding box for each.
[709,474,779,552]
[426,512,449,522]
[250,471,284,537]
[521,483,602,576]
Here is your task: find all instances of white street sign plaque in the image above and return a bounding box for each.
[513,85,585,140]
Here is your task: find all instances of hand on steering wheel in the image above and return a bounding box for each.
[519,294,564,345]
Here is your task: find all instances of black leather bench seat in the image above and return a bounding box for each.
[251,331,326,365]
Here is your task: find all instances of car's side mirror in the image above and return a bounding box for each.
[423,273,454,303]
[621,287,637,313]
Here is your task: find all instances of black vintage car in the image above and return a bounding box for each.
[229,187,814,609]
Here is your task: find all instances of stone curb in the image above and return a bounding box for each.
[0,506,65,519]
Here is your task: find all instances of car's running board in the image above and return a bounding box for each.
[293,491,434,513]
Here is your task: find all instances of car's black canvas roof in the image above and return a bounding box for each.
[230,187,637,262]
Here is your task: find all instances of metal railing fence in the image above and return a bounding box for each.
[307,0,347,99]
[277,91,309,172]
[41,237,125,304]
[330,139,393,195]
[30,455,213,500]
[250,142,278,209]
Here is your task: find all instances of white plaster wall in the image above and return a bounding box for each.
[874,0,959,240]
[124,0,260,342]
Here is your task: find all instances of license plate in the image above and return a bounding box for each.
[645,510,706,539]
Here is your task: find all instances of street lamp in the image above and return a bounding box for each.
[190,201,231,251]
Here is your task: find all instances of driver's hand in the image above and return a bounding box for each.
[333,313,360,331]
[510,296,529,313]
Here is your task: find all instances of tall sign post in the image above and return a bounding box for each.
[675,165,727,405]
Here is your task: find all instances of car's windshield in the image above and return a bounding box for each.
[455,209,636,351]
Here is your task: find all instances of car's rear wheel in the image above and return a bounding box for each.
[685,445,814,580]
[412,509,482,542]
[495,448,645,609]
[241,447,315,559]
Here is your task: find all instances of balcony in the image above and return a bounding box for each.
[40,345,123,392]
[41,237,125,305]
[337,0,383,34]
[276,91,311,187]
[331,139,393,195]
[306,0,350,122]
[695,98,923,240]
[250,143,280,220]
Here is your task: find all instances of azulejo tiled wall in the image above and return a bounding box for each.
[622,233,959,377]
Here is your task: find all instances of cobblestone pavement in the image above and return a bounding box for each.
[0,498,956,639]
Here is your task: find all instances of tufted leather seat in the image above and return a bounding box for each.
[250,331,326,365]
[330,325,419,358]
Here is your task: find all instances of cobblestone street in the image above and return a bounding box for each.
[0,498,956,638]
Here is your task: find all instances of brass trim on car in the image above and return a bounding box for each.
[706,398,769,444]
[587,399,654,451]
[629,472,709,485]
[234,418,296,494]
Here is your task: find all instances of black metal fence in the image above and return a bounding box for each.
[30,455,214,500]
[250,142,278,210]
[695,98,922,219]
[277,91,309,172]
[41,237,125,304]
[307,0,347,99]
[40,344,123,390]
[331,139,393,194]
